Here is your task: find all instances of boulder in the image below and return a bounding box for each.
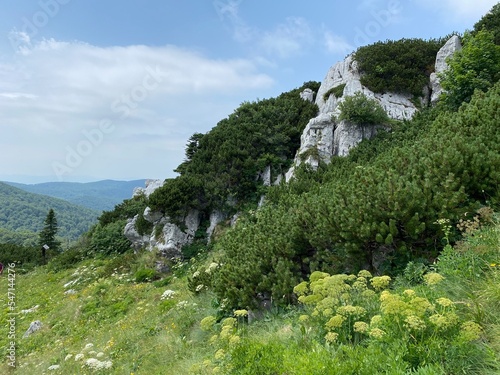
[23,320,42,338]
[143,206,163,223]
[206,210,226,240]
[123,215,149,251]
[300,88,315,102]
[430,35,462,104]
[133,179,165,198]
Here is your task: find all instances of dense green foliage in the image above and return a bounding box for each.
[79,195,151,256]
[0,243,41,269]
[440,30,500,110]
[323,83,346,101]
[337,92,390,125]
[195,222,500,374]
[5,180,146,212]
[355,38,443,96]
[148,82,319,218]
[474,3,500,44]
[1,212,498,374]
[38,209,61,254]
[0,182,98,242]
[211,82,500,310]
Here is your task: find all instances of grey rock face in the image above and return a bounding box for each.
[133,179,164,198]
[430,35,462,104]
[23,320,43,338]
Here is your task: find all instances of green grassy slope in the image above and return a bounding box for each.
[0,220,498,374]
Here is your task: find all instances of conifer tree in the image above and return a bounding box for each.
[38,209,61,259]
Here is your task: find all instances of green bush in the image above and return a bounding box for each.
[440,30,500,110]
[355,38,443,96]
[473,3,500,45]
[134,267,158,282]
[323,83,346,101]
[212,82,500,310]
[338,92,390,125]
[150,82,319,217]
[0,243,42,269]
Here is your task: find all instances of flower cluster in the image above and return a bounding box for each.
[160,289,176,300]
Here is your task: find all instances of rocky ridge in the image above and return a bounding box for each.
[124,36,461,257]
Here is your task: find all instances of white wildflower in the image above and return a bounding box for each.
[21,305,40,314]
[205,262,219,274]
[195,284,205,292]
[161,290,176,300]
[75,354,84,361]
[47,364,60,370]
[64,354,73,361]
[84,358,113,370]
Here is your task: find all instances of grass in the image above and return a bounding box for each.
[1,222,499,374]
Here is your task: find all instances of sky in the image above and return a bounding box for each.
[0,0,498,183]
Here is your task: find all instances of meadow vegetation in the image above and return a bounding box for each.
[2,6,500,374]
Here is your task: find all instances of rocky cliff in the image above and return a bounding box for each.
[124,36,461,257]
[286,35,461,181]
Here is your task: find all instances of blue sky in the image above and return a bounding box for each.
[0,0,498,183]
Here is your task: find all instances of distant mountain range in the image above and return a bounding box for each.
[3,179,147,212]
[0,182,101,245]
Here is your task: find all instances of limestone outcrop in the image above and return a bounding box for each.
[286,36,461,181]
[430,35,462,104]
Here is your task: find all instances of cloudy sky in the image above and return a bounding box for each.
[0,0,498,183]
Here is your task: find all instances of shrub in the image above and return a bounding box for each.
[355,38,442,96]
[323,83,346,101]
[338,92,389,125]
[440,30,500,110]
[134,267,158,282]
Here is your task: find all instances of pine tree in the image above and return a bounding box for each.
[38,209,61,261]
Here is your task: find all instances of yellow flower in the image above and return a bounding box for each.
[459,321,482,342]
[337,305,366,318]
[357,270,373,278]
[370,315,382,327]
[423,272,445,286]
[361,289,376,298]
[200,316,217,331]
[436,297,454,308]
[324,332,339,343]
[322,308,333,317]
[370,276,391,291]
[369,328,386,339]
[325,314,346,330]
[404,315,426,331]
[222,317,236,327]
[214,349,225,360]
[353,321,369,333]
[403,289,416,297]
[293,282,309,296]
[229,335,241,346]
[298,315,310,323]
[234,309,248,317]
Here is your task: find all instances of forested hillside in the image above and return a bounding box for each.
[0,182,98,245]
[5,179,146,212]
[3,4,500,375]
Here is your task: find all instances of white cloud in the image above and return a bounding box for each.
[323,31,355,55]
[259,17,313,59]
[414,0,498,22]
[0,33,274,181]
[213,0,255,42]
